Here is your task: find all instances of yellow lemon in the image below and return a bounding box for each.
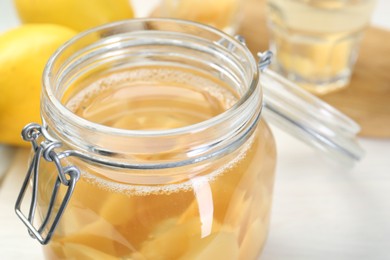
[0,24,77,146]
[14,0,134,32]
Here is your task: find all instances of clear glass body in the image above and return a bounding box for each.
[266,0,376,94]
[36,19,276,259]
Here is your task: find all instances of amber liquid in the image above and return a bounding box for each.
[39,66,276,259]
[267,0,376,94]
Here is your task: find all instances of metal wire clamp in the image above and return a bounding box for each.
[15,123,80,245]
[232,35,273,71]
[218,35,273,72]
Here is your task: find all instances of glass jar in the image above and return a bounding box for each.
[15,19,364,260]
[17,19,275,259]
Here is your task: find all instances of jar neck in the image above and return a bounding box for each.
[41,19,261,169]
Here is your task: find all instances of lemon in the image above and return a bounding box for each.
[0,24,77,146]
[14,0,134,32]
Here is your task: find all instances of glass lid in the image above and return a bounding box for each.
[259,64,364,167]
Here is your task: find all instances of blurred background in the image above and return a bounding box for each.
[1,0,389,259]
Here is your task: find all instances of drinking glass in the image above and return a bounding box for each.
[266,0,377,94]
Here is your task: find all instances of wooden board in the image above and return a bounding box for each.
[238,0,390,138]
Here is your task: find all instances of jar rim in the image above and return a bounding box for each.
[40,18,263,168]
[42,18,260,138]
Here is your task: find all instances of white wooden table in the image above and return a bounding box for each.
[1,1,390,259]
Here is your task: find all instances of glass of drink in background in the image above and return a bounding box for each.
[159,0,243,34]
[266,0,377,95]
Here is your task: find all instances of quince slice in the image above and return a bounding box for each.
[99,192,135,225]
[63,242,119,260]
[179,231,239,260]
[61,220,135,256]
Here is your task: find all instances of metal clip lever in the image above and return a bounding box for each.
[232,35,273,71]
[257,51,273,71]
[15,123,80,245]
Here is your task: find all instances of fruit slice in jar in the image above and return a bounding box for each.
[99,192,135,225]
[139,217,201,259]
[238,218,268,260]
[62,243,119,260]
[179,231,239,260]
[60,219,135,256]
[44,241,66,259]
[139,216,223,259]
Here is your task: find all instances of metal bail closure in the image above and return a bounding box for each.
[15,123,80,245]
